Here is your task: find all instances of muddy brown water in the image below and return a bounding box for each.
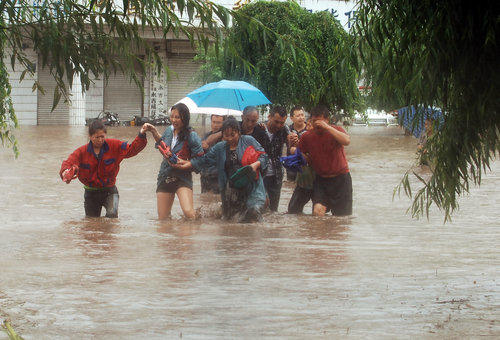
[0,125,499,339]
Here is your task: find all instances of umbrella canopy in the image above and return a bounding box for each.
[186,80,271,111]
[175,97,243,116]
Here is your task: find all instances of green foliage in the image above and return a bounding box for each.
[193,44,225,84]
[354,0,500,220]
[0,0,234,154]
[0,34,18,157]
[1,320,24,340]
[214,1,361,114]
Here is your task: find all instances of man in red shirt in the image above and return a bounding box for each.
[296,105,352,216]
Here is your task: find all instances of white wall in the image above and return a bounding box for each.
[69,76,86,125]
[5,48,38,125]
[85,77,104,121]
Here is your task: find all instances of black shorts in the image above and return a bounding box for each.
[84,186,119,218]
[287,185,313,214]
[313,173,352,216]
[156,176,192,194]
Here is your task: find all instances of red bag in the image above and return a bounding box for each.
[158,141,171,158]
[241,145,265,179]
[62,165,78,184]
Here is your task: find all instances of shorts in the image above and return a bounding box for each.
[313,173,352,216]
[156,176,192,194]
[84,186,119,218]
[287,185,313,214]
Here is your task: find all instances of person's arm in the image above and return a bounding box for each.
[189,131,205,159]
[171,158,193,170]
[287,133,299,149]
[315,120,350,145]
[296,135,310,164]
[249,135,268,174]
[148,124,163,143]
[149,125,174,158]
[249,160,261,174]
[60,147,82,182]
[171,142,217,173]
[204,131,222,148]
[122,124,150,158]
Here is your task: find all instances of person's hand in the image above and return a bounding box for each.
[287,133,298,146]
[61,166,78,184]
[158,141,173,158]
[171,158,191,170]
[140,122,155,134]
[61,169,69,182]
[313,119,330,131]
[201,140,209,150]
[250,161,260,173]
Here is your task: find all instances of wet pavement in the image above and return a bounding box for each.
[0,125,499,339]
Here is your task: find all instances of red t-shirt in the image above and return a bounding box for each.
[297,125,349,177]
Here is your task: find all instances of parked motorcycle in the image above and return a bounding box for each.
[134,112,170,126]
[86,111,120,126]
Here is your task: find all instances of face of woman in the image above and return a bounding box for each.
[223,128,240,148]
[170,109,184,131]
[90,129,106,149]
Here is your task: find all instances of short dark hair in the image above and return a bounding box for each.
[211,114,226,121]
[310,105,330,119]
[290,106,303,117]
[221,116,241,134]
[89,119,107,135]
[270,105,287,118]
[242,106,258,116]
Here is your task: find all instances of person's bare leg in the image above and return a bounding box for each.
[157,192,175,220]
[176,187,196,219]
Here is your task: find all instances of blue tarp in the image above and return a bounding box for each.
[397,106,444,138]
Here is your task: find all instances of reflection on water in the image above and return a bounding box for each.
[0,125,499,338]
[65,219,120,258]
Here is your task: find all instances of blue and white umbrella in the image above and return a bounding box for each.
[175,97,243,116]
[186,80,271,111]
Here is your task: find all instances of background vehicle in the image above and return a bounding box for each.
[86,111,120,126]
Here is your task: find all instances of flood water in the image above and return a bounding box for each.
[1,125,499,339]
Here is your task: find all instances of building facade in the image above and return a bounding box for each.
[8,0,355,126]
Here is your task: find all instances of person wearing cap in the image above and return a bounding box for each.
[172,117,268,223]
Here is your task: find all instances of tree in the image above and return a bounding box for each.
[0,0,234,156]
[353,0,500,220]
[199,1,362,114]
